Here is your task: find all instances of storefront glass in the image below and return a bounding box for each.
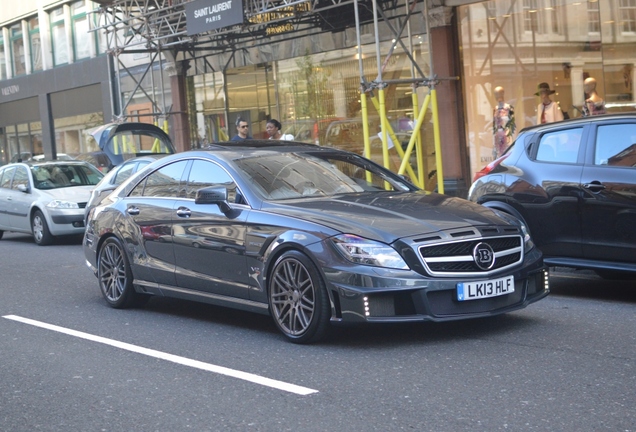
[53,112,103,156]
[189,37,436,185]
[459,0,636,178]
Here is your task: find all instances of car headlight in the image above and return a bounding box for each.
[46,200,79,209]
[332,234,409,269]
[520,222,534,251]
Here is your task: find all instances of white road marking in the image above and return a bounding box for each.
[3,314,318,396]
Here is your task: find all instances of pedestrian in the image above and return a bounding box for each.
[535,82,564,124]
[231,117,252,141]
[266,119,294,140]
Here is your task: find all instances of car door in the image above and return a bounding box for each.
[0,167,16,229]
[6,166,33,231]
[580,121,636,264]
[523,126,586,258]
[173,159,251,298]
[123,160,189,287]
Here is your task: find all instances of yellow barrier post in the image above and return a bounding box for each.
[411,89,425,188]
[370,95,420,186]
[398,94,430,183]
[361,90,371,160]
[378,87,390,172]
[431,87,444,194]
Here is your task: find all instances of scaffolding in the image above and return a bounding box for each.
[90,0,451,192]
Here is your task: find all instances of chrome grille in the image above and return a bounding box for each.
[418,235,523,277]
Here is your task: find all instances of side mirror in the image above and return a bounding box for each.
[17,184,30,193]
[195,186,231,213]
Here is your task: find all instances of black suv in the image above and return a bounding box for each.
[468,113,636,278]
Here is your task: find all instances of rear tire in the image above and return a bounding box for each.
[268,250,331,344]
[32,210,54,246]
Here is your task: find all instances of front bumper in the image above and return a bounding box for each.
[323,249,548,324]
[47,208,86,235]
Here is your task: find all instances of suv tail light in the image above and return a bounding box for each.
[473,153,510,182]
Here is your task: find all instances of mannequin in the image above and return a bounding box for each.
[492,86,515,158]
[582,77,607,116]
[535,82,564,124]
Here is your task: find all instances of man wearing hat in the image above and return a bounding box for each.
[535,82,564,124]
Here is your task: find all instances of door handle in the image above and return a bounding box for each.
[583,181,606,192]
[127,206,140,215]
[176,207,192,218]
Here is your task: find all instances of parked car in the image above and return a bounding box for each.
[0,160,103,245]
[87,122,176,172]
[84,155,164,223]
[84,140,548,343]
[468,113,636,278]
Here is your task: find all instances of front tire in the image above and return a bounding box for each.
[98,237,145,308]
[32,210,54,246]
[268,250,330,344]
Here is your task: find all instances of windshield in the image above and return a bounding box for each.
[234,151,414,200]
[31,164,104,190]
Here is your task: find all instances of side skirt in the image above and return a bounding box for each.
[133,279,270,316]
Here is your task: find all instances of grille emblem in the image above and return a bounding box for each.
[473,242,495,270]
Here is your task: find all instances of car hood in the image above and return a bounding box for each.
[38,185,94,202]
[264,191,511,243]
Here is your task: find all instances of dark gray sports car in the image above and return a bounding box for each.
[83,141,549,343]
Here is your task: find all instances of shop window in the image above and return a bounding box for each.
[0,37,6,80]
[51,7,69,66]
[588,0,601,34]
[548,0,561,34]
[522,0,539,32]
[72,1,91,60]
[619,0,636,33]
[29,17,42,72]
[10,23,26,77]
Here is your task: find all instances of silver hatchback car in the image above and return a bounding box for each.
[0,161,103,245]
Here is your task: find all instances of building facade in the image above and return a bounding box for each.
[1,0,634,196]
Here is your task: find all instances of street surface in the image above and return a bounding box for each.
[1,232,634,431]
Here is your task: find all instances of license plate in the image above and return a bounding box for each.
[457,275,514,301]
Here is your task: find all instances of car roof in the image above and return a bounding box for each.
[204,139,320,151]
[518,112,636,134]
[5,160,94,168]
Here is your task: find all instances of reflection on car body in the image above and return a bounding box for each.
[84,140,548,343]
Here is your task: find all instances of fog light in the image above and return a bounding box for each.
[543,269,550,292]
[73,221,84,228]
[363,296,370,317]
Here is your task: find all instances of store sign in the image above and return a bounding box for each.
[248,2,311,25]
[1,85,20,96]
[185,0,244,36]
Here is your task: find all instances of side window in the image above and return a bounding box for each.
[113,163,136,185]
[11,167,29,190]
[1,167,15,188]
[185,160,241,203]
[134,160,188,198]
[595,124,636,167]
[536,128,583,164]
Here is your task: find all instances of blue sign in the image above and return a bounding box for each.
[185,0,244,36]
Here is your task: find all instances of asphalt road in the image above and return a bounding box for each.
[1,232,634,431]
